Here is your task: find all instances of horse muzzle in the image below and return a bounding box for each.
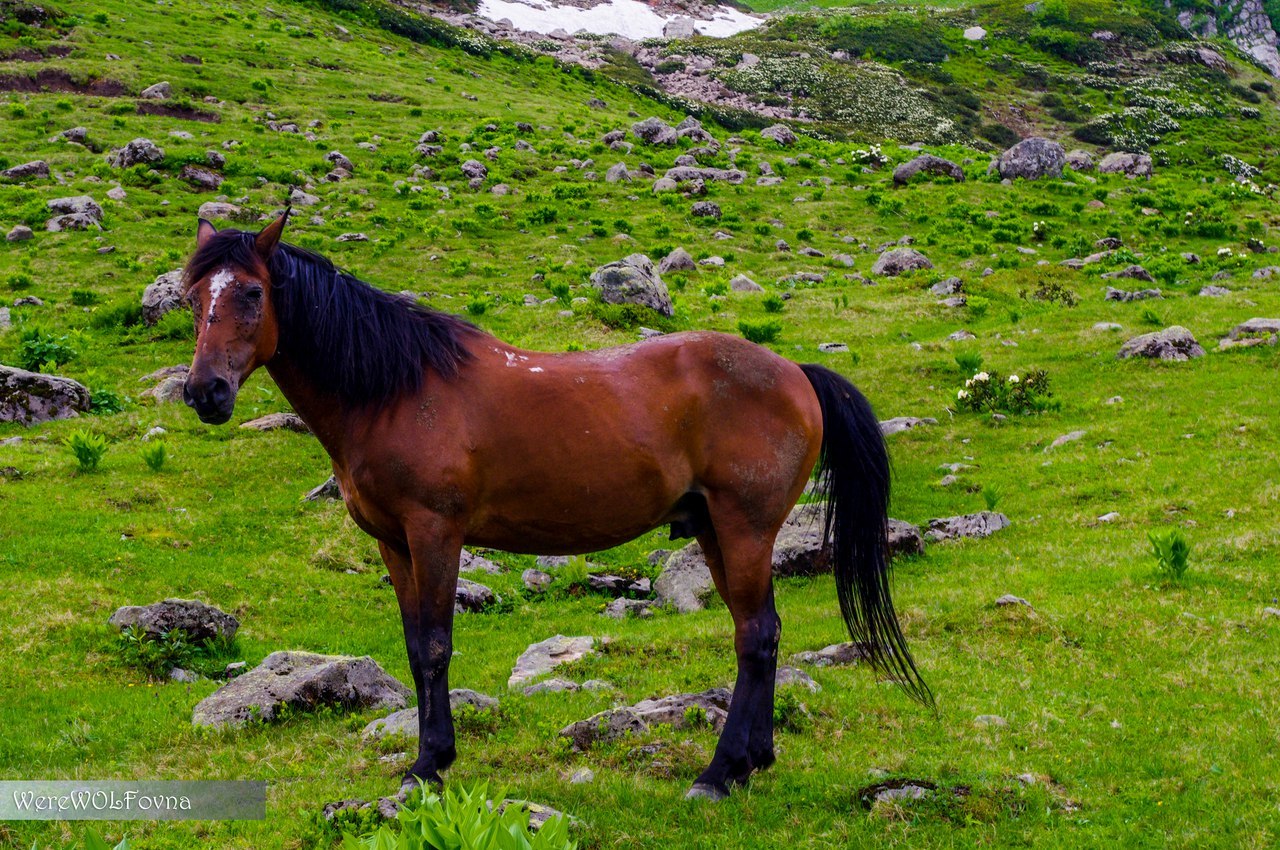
[183,375,236,425]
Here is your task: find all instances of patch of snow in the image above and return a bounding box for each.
[476,0,762,39]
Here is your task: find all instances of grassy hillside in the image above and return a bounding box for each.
[2,0,1280,848]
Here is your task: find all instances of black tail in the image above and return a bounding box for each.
[800,364,933,708]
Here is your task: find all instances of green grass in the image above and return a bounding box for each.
[2,0,1280,848]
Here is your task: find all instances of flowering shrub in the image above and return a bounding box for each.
[851,144,887,167]
[955,370,1057,415]
[1222,155,1261,180]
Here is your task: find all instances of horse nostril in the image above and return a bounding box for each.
[208,377,232,408]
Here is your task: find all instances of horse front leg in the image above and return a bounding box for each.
[378,518,463,791]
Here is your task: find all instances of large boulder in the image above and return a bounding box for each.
[631,117,677,146]
[508,635,596,689]
[1065,149,1095,171]
[2,160,50,181]
[588,254,673,316]
[924,511,1010,542]
[893,155,964,185]
[191,651,411,727]
[1117,326,1204,360]
[995,137,1066,180]
[0,366,91,426]
[658,247,696,274]
[460,159,488,180]
[455,578,497,613]
[108,598,239,642]
[46,195,104,232]
[142,269,185,326]
[653,542,713,613]
[1098,152,1152,178]
[872,248,933,276]
[109,138,165,169]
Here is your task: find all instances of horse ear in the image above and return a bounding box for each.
[255,207,290,259]
[196,218,217,248]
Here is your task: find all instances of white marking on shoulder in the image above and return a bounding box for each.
[504,352,517,367]
[529,367,544,373]
[207,267,235,323]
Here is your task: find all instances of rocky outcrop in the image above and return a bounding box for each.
[109,598,239,642]
[1181,0,1280,77]
[994,137,1066,180]
[509,635,596,688]
[1117,326,1204,360]
[142,270,184,325]
[893,154,964,185]
[588,254,674,316]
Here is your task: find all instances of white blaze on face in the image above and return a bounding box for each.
[207,267,236,325]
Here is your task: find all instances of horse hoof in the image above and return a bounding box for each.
[685,783,729,802]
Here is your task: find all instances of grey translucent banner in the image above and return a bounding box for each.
[0,781,266,820]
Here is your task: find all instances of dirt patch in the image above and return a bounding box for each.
[0,44,72,62]
[0,68,125,96]
[136,102,220,123]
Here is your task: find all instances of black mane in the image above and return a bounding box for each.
[185,229,479,406]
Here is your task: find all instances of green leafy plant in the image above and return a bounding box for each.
[954,350,983,375]
[66,430,108,472]
[115,626,194,679]
[982,485,1003,512]
[761,294,785,313]
[77,829,131,850]
[141,442,167,472]
[1148,528,1190,580]
[89,387,126,415]
[17,328,78,372]
[340,781,576,850]
[738,319,782,345]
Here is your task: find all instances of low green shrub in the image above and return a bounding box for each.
[65,430,108,472]
[1148,528,1190,580]
[738,319,782,344]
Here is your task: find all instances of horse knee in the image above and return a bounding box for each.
[737,612,781,669]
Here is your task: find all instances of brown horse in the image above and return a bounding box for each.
[181,212,929,801]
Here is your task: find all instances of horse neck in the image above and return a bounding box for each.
[264,353,356,466]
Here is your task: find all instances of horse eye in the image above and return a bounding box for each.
[245,288,264,301]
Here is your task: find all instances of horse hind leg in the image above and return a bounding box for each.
[686,512,782,801]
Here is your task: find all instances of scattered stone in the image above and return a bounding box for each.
[995,137,1066,180]
[559,688,730,751]
[509,635,596,689]
[240,412,309,433]
[289,188,320,206]
[963,25,987,40]
[193,651,411,727]
[880,417,937,436]
[930,277,963,295]
[631,117,677,146]
[110,138,165,168]
[775,665,820,692]
[924,511,1010,542]
[141,376,186,405]
[569,768,594,784]
[587,254,673,317]
[1101,265,1156,284]
[361,689,498,740]
[523,677,580,695]
[691,201,721,219]
[106,186,127,201]
[974,714,1008,728]
[461,159,488,180]
[6,225,33,242]
[1094,322,1123,332]
[605,162,630,183]
[1117,326,1204,361]
[336,232,368,242]
[818,342,848,353]
[872,248,932,276]
[198,201,241,220]
[760,124,797,146]
[170,667,199,683]
[729,274,762,292]
[142,269,185,326]
[1199,285,1230,297]
[1104,286,1161,301]
[0,366,91,425]
[522,568,553,593]
[893,154,964,185]
[603,598,656,619]
[140,81,171,99]
[995,594,1031,608]
[1098,152,1153,178]
[1047,430,1087,450]
[1098,511,1121,522]
[455,578,496,613]
[1220,317,1280,349]
[658,247,696,273]
[303,475,341,502]
[858,779,937,807]
[1065,150,1095,171]
[108,598,239,642]
[180,165,222,191]
[1,160,49,181]
[791,642,869,667]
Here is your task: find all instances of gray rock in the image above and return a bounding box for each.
[995,594,1031,608]
[0,366,91,425]
[0,307,9,330]
[974,714,1007,728]
[996,137,1066,180]
[458,549,501,575]
[289,188,320,206]
[1101,265,1156,284]
[663,16,696,38]
[361,689,498,739]
[46,212,101,232]
[1199,285,1230,297]
[181,164,223,191]
[818,342,848,353]
[947,330,976,342]
[559,688,731,750]
[303,475,341,502]
[1098,152,1152,178]
[1047,430,1087,450]
[872,248,933,276]
[106,186,127,201]
[325,150,354,172]
[523,677,580,695]
[861,780,936,806]
[1065,150,1095,171]
[461,159,488,180]
[569,767,594,784]
[238,411,309,433]
[664,166,745,184]
[142,269,185,326]
[963,25,987,40]
[110,138,165,168]
[109,598,239,642]
[140,375,186,405]
[924,511,1010,542]
[198,201,241,221]
[761,124,797,146]
[587,254,673,317]
[192,651,411,727]
[140,81,171,99]
[605,162,630,183]
[2,160,50,181]
[880,417,937,436]
[653,543,713,613]
[1117,326,1204,361]
[729,274,762,292]
[631,117,677,146]
[775,665,819,692]
[658,247,696,273]
[455,578,496,613]
[651,177,678,193]
[691,201,721,219]
[48,195,103,221]
[603,598,656,619]
[791,642,870,667]
[522,568,553,593]
[1104,285,1161,301]
[893,155,964,185]
[6,225,33,242]
[336,232,368,242]
[509,635,596,688]
[930,277,963,295]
